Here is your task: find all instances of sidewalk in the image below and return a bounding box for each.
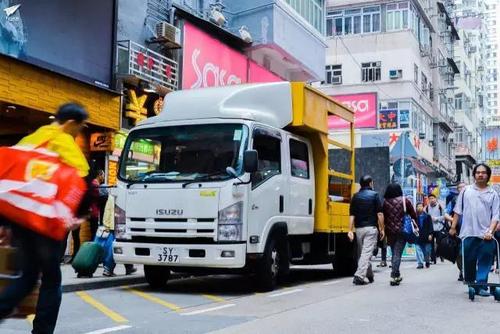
[61,263,145,293]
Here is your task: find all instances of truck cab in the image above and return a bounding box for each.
[113,82,356,290]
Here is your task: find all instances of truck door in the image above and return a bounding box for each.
[247,128,286,250]
[286,137,314,234]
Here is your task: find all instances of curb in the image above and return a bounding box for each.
[62,276,146,293]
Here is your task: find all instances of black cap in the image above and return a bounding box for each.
[55,103,88,123]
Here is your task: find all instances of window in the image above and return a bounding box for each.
[361,62,381,82]
[455,94,463,110]
[429,83,434,101]
[290,139,310,179]
[286,0,324,32]
[252,133,281,187]
[325,64,342,84]
[414,64,419,84]
[387,2,410,31]
[421,73,427,92]
[399,102,410,128]
[325,6,380,36]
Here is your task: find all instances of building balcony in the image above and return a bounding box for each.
[437,152,456,175]
[228,0,326,81]
[116,40,179,93]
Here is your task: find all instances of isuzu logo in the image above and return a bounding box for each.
[156,209,184,216]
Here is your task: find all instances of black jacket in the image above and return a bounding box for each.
[416,212,433,244]
[350,187,382,228]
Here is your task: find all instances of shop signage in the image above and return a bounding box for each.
[328,93,377,129]
[108,160,118,186]
[487,159,500,184]
[113,132,154,156]
[153,97,164,115]
[182,22,282,90]
[182,22,246,89]
[379,109,398,129]
[90,132,114,152]
[125,90,148,125]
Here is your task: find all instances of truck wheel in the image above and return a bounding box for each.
[144,265,170,289]
[256,235,288,291]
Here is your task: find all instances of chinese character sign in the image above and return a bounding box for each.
[379,109,398,129]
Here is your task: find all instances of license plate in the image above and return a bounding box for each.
[156,247,180,263]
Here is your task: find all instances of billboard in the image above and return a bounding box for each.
[483,127,499,161]
[0,0,115,88]
[182,21,281,89]
[328,93,377,129]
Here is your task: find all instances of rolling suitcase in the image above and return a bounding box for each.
[71,242,104,277]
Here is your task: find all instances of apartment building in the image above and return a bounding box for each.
[321,0,460,199]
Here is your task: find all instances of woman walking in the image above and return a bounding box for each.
[383,183,417,286]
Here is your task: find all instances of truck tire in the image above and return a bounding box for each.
[144,265,170,289]
[332,236,357,276]
[256,234,289,291]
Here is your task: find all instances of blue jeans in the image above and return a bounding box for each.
[415,243,432,266]
[390,235,406,278]
[463,237,496,290]
[0,225,62,334]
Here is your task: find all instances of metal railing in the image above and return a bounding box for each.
[116,40,178,91]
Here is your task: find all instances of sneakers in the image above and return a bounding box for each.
[416,264,424,269]
[353,276,367,285]
[103,270,116,277]
[425,262,430,268]
[377,261,387,267]
[390,276,403,286]
[367,276,374,283]
[125,266,137,275]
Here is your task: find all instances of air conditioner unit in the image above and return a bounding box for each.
[419,132,426,139]
[156,22,181,46]
[331,76,342,85]
[389,69,403,79]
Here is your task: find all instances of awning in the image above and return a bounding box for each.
[447,58,460,74]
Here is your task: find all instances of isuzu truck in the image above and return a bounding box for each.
[113,82,357,290]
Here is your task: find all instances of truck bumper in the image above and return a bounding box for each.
[113,241,247,268]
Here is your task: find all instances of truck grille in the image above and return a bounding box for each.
[126,217,217,240]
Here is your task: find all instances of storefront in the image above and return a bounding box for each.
[0,0,120,179]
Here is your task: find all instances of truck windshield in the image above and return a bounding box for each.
[119,124,249,183]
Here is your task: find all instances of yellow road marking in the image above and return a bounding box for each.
[26,314,35,324]
[202,294,226,303]
[76,291,128,323]
[126,288,182,312]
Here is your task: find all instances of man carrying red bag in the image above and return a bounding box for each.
[0,103,90,334]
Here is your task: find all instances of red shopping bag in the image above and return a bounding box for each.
[0,146,87,240]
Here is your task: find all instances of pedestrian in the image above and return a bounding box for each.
[425,193,446,264]
[373,236,388,268]
[0,103,90,333]
[444,182,467,280]
[348,175,385,285]
[450,163,499,297]
[382,183,417,286]
[415,202,433,269]
[88,169,103,241]
[101,192,137,277]
[95,169,109,224]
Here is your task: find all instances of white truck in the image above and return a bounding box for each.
[113,82,357,290]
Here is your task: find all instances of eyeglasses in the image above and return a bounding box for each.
[475,171,488,175]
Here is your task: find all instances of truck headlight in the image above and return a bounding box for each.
[218,202,243,241]
[114,205,127,239]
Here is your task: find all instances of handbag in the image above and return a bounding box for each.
[401,196,419,243]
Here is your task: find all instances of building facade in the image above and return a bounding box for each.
[453,0,488,183]
[0,1,121,175]
[485,0,500,126]
[321,0,460,200]
[111,0,326,183]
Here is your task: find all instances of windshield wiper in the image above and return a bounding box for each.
[181,171,229,188]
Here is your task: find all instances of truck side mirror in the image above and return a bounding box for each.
[243,150,258,173]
